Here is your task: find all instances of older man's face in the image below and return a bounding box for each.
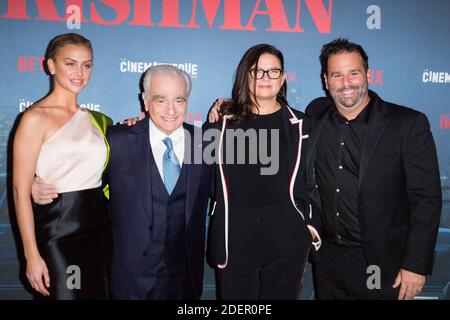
[143,74,187,135]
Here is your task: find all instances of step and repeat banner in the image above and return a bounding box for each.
[0,0,449,299]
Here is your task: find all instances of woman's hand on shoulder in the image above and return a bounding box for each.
[119,116,143,126]
[208,98,230,123]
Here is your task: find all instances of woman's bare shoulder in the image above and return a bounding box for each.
[18,105,61,136]
[21,101,57,124]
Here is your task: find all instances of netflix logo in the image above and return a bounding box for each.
[440,114,450,129]
[18,56,45,72]
[368,69,383,86]
[286,72,297,83]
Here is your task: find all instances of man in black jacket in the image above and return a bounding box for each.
[306,38,442,300]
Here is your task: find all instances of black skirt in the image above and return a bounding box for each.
[34,187,111,300]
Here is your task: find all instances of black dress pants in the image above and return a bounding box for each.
[217,201,312,300]
[312,241,399,300]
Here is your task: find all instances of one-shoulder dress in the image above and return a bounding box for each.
[33,108,111,300]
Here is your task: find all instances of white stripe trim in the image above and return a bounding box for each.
[287,106,305,221]
[287,106,321,251]
[217,118,229,269]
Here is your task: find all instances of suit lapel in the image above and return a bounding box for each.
[306,106,330,209]
[281,107,297,176]
[128,119,153,222]
[306,112,328,178]
[358,93,389,191]
[184,123,203,228]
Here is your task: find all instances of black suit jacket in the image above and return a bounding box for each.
[305,90,442,289]
[205,106,319,267]
[106,120,212,299]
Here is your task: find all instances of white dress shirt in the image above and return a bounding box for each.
[149,118,185,180]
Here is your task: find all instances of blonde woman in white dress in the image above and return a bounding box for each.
[13,33,112,300]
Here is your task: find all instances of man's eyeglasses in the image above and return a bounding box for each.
[249,68,283,80]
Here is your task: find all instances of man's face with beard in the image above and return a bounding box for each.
[324,51,370,116]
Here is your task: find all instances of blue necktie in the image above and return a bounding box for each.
[162,137,180,194]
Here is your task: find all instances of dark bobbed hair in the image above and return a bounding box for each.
[220,44,288,123]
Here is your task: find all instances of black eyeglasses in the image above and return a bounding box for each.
[249,68,283,79]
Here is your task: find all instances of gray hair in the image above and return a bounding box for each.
[142,64,192,98]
